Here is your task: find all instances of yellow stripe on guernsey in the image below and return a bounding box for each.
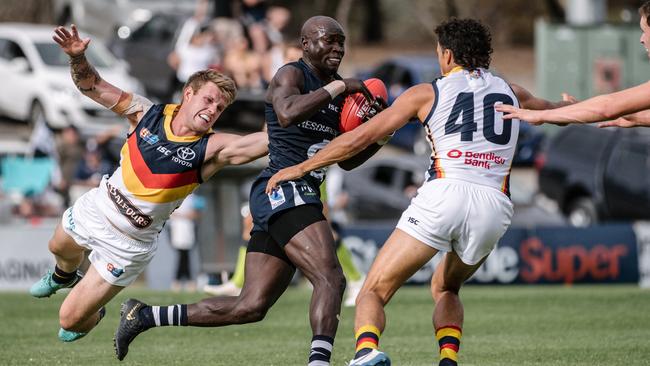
[443,66,464,77]
[163,104,202,142]
[120,144,198,203]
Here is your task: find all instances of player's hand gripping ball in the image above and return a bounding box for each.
[339,78,388,133]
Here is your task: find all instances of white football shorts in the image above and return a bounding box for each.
[61,187,157,286]
[396,178,513,265]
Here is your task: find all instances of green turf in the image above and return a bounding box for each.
[1,285,649,365]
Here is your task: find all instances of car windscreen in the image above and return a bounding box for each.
[34,42,115,68]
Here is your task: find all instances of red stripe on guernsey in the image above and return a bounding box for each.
[441,343,459,352]
[127,134,198,188]
[356,337,378,347]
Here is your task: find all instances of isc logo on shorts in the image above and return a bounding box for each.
[107,263,125,278]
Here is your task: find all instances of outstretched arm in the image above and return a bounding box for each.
[496,81,650,125]
[511,84,576,110]
[598,109,650,128]
[265,83,433,193]
[201,132,269,179]
[53,25,149,128]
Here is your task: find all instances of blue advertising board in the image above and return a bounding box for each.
[340,224,639,285]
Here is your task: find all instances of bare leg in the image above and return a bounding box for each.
[430,251,487,365]
[188,252,295,326]
[49,223,85,272]
[59,264,123,332]
[354,229,438,334]
[283,220,346,337]
[430,251,487,330]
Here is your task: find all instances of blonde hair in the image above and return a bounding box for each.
[184,70,237,106]
[641,1,650,26]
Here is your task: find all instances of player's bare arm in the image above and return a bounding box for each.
[337,96,389,171]
[598,109,650,128]
[53,25,148,129]
[201,132,269,180]
[268,66,371,127]
[497,80,650,125]
[265,83,433,193]
[510,84,576,110]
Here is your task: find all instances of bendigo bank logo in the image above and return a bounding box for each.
[446,149,505,170]
[447,149,463,158]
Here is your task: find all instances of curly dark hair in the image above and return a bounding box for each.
[434,18,493,70]
[640,0,650,26]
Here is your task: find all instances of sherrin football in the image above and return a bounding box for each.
[339,78,388,133]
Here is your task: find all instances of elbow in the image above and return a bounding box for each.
[228,156,250,166]
[276,110,298,128]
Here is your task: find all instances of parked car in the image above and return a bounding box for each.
[341,155,428,222]
[357,54,440,155]
[52,0,198,41]
[0,23,143,135]
[358,55,545,165]
[537,124,650,226]
[109,11,189,101]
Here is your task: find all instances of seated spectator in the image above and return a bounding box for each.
[238,0,269,54]
[223,35,262,91]
[54,125,83,207]
[74,148,112,187]
[169,25,221,102]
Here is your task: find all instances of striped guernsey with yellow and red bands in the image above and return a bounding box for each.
[95,103,210,242]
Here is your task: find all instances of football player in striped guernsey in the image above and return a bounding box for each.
[29,24,268,344]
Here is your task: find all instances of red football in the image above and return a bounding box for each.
[339,78,388,133]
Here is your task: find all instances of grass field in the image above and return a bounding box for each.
[1,285,650,365]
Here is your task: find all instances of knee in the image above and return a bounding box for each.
[48,237,64,256]
[358,276,393,305]
[59,307,84,331]
[313,267,346,296]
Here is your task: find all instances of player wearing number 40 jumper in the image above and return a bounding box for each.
[266,18,574,366]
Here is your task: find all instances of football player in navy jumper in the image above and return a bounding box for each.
[115,16,387,365]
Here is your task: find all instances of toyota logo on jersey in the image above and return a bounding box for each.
[177,147,196,161]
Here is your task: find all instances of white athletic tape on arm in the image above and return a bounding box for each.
[323,80,346,99]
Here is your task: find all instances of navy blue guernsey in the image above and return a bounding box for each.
[262,59,345,186]
[250,59,345,231]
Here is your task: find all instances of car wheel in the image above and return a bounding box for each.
[567,197,598,227]
[28,101,46,129]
